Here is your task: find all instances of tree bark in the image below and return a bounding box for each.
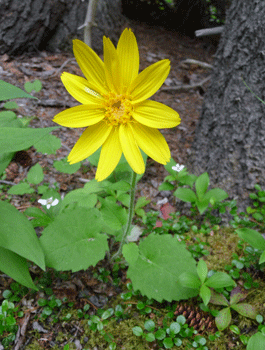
[0,0,125,55]
[187,0,265,206]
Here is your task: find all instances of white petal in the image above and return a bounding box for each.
[38,199,47,205]
[51,199,59,206]
[172,164,185,172]
[46,204,51,209]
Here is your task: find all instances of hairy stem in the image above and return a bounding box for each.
[111,171,137,262]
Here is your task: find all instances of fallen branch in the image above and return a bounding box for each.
[181,59,213,70]
[195,26,224,37]
[160,76,211,92]
[14,312,31,350]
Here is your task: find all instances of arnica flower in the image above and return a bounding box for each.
[53,28,180,181]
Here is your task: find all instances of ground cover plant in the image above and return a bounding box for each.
[1,28,265,350]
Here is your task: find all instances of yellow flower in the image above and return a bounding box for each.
[53,28,180,181]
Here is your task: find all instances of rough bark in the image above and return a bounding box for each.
[187,0,265,206]
[0,0,125,55]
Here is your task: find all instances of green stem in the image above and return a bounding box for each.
[111,171,137,262]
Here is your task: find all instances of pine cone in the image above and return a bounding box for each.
[174,303,216,334]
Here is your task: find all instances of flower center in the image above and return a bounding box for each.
[103,93,133,126]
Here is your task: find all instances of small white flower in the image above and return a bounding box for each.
[172,164,185,172]
[38,197,59,209]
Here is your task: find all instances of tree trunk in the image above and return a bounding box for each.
[0,0,125,55]
[187,0,265,206]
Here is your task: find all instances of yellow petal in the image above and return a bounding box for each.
[68,122,112,164]
[53,105,105,128]
[73,39,108,95]
[103,36,121,93]
[132,100,181,128]
[117,28,139,92]
[96,127,122,181]
[130,123,170,164]
[119,124,145,174]
[61,72,103,105]
[129,60,170,103]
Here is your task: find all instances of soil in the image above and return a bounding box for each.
[0,21,221,349]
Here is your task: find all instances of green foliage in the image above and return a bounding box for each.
[174,172,228,214]
[53,157,81,173]
[0,299,21,348]
[210,287,257,331]
[24,79,42,93]
[123,233,198,302]
[236,228,265,264]
[40,207,109,271]
[179,259,235,306]
[0,80,36,101]
[0,200,45,289]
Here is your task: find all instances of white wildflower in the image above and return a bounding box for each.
[172,164,185,172]
[38,197,59,209]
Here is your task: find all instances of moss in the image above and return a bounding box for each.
[205,227,240,271]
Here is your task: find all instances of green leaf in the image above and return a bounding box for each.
[0,201,45,269]
[199,285,211,306]
[0,152,14,177]
[163,157,178,176]
[247,332,265,350]
[196,197,210,214]
[0,246,38,290]
[215,307,231,331]
[7,183,34,195]
[0,127,58,153]
[132,326,143,336]
[27,163,44,185]
[0,80,36,101]
[197,259,208,284]
[3,101,19,109]
[205,272,235,289]
[155,329,166,340]
[145,333,155,342]
[174,188,197,203]
[163,337,174,349]
[231,303,257,319]
[230,290,246,305]
[53,158,81,174]
[236,228,265,251]
[178,272,201,290]
[125,233,197,302]
[122,243,139,265]
[169,322,180,335]
[101,308,114,320]
[195,172,209,200]
[40,208,108,272]
[144,320,155,332]
[209,290,229,306]
[34,133,61,155]
[259,250,265,264]
[159,182,175,191]
[24,80,42,93]
[100,198,127,231]
[204,188,228,202]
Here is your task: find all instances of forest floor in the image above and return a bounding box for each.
[2,21,263,350]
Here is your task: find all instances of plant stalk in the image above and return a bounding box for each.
[111,171,137,262]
